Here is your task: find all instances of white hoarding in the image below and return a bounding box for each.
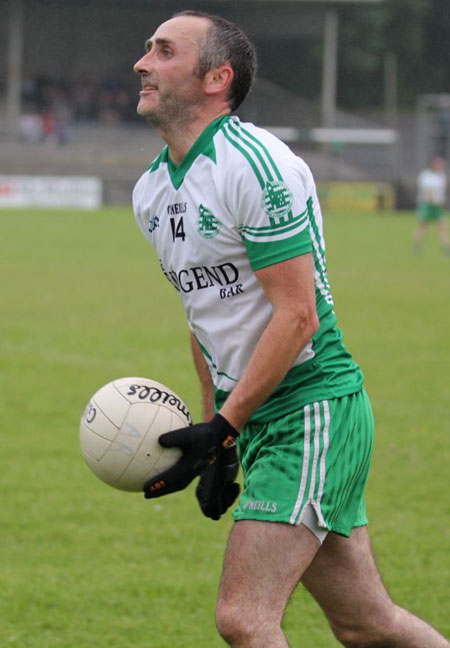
[0,176,102,208]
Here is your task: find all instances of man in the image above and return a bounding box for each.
[132,11,449,648]
[413,156,449,254]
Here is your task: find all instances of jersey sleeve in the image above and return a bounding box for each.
[222,122,314,271]
[132,174,147,236]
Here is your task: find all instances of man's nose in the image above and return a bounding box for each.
[134,53,151,74]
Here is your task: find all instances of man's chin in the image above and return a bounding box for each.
[136,98,191,129]
[136,106,164,128]
[136,95,158,115]
[136,103,151,118]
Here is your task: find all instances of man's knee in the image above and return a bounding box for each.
[215,598,249,644]
[333,628,393,648]
[215,597,282,646]
[330,614,395,648]
[329,599,402,648]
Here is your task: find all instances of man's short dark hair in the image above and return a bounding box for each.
[173,10,257,111]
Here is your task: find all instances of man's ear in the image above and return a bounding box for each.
[204,64,234,98]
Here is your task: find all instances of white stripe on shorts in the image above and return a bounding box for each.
[289,404,311,524]
[308,402,321,501]
[317,400,330,509]
[289,400,330,526]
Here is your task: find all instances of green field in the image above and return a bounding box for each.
[1,207,449,647]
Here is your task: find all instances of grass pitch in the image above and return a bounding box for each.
[1,207,449,647]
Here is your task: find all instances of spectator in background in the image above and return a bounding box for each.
[73,78,98,122]
[20,77,73,145]
[19,75,139,137]
[413,156,450,255]
[19,112,43,143]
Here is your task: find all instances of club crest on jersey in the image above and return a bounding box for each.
[261,180,293,225]
[196,204,220,238]
[148,214,160,233]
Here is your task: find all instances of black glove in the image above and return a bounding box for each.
[196,446,240,520]
[143,413,238,499]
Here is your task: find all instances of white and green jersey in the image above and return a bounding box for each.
[417,168,447,205]
[133,115,363,422]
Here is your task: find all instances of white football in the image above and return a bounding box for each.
[79,377,191,492]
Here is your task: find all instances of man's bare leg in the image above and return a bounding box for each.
[302,526,449,647]
[215,520,321,647]
[413,220,427,252]
[438,218,450,253]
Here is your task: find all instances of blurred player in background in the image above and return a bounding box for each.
[413,156,450,254]
[132,10,449,648]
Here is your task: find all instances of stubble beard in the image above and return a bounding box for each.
[139,92,198,132]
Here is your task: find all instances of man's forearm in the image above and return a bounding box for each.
[220,304,318,431]
[220,254,319,432]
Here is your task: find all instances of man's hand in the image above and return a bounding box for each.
[196,446,240,520]
[143,413,238,499]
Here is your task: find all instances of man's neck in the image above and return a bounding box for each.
[160,107,231,166]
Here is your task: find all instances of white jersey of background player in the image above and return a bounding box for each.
[417,158,447,205]
[414,156,450,253]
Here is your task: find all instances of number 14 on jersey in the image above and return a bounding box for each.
[170,216,186,242]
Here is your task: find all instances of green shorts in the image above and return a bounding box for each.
[233,389,374,537]
[417,202,444,221]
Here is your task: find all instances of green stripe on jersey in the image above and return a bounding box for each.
[226,121,276,184]
[240,208,311,270]
[222,127,265,189]
[240,209,308,237]
[244,229,312,271]
[222,119,292,193]
[236,123,284,182]
[307,197,333,305]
